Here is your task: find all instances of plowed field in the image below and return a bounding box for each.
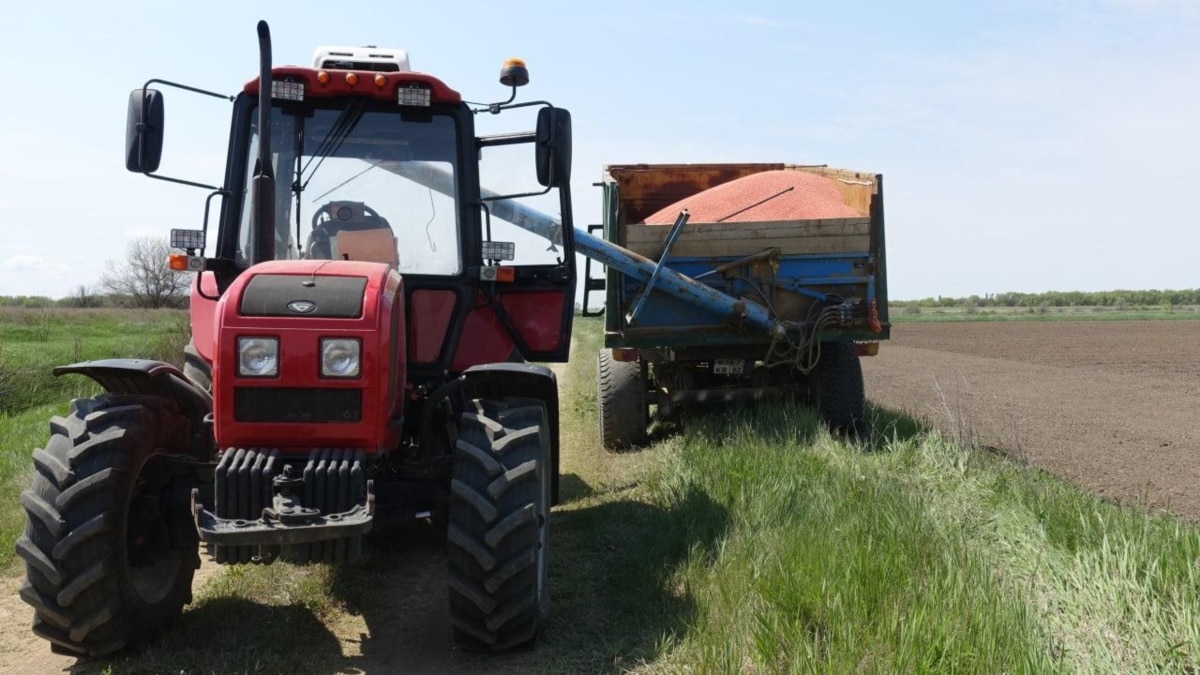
[863,320,1200,518]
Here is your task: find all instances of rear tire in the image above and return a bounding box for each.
[811,342,865,432]
[182,339,211,392]
[597,349,647,449]
[447,399,551,651]
[17,394,199,657]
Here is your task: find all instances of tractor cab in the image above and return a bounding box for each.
[127,41,576,395]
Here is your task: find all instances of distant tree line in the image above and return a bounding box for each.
[891,289,1200,309]
[0,290,186,310]
[1,237,189,310]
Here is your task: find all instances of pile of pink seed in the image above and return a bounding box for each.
[643,170,860,224]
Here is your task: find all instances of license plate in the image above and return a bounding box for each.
[713,359,745,375]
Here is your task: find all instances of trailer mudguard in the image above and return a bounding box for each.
[461,363,561,505]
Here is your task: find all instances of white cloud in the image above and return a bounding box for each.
[1,255,69,275]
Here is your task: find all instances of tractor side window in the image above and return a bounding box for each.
[477,142,564,268]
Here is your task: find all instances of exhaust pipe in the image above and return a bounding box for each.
[252,20,276,262]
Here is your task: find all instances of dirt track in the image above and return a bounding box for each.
[863,320,1200,518]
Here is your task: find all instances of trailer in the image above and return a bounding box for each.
[583,163,890,447]
[374,162,888,443]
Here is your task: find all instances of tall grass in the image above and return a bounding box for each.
[0,404,65,572]
[631,402,1200,673]
[0,307,188,414]
[637,409,1056,673]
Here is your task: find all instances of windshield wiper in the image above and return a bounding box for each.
[297,99,367,194]
[289,99,367,255]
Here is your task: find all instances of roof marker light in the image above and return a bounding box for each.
[345,72,359,86]
[316,70,330,85]
[374,73,387,88]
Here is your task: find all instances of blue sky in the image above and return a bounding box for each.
[0,0,1196,300]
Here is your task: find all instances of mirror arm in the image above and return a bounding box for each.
[133,79,234,186]
[145,173,224,191]
[142,78,234,103]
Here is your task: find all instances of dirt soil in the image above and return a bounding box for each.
[863,320,1200,518]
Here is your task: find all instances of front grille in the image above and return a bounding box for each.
[234,387,362,423]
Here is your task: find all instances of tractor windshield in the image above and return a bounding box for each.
[236,102,462,276]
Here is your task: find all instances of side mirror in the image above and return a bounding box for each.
[535,107,572,188]
[125,89,164,173]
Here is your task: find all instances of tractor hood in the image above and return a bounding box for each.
[209,259,406,452]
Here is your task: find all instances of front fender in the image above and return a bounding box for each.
[54,359,214,460]
[461,363,561,505]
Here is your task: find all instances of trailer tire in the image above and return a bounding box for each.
[447,399,551,651]
[182,339,211,393]
[17,394,199,657]
[597,349,647,450]
[811,342,865,432]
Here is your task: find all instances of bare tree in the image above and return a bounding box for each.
[67,284,97,309]
[100,237,189,309]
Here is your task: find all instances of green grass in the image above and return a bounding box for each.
[0,307,188,413]
[623,407,1200,673]
[0,404,64,573]
[4,310,1200,672]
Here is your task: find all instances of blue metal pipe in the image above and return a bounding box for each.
[379,161,787,339]
[573,228,786,339]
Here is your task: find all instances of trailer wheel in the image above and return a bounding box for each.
[17,394,199,657]
[597,349,647,449]
[447,399,551,651]
[811,342,865,432]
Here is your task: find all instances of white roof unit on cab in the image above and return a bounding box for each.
[311,46,411,72]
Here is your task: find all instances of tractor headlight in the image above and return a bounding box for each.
[237,337,279,377]
[321,338,361,378]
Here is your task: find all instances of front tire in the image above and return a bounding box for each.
[17,394,199,657]
[447,399,551,651]
[182,339,211,392]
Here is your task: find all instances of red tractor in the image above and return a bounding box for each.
[17,22,575,656]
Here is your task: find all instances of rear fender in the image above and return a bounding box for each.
[461,363,561,505]
[54,359,214,462]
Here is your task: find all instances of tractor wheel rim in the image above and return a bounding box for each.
[127,457,184,605]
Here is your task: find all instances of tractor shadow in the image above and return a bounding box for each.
[76,595,345,674]
[325,481,729,673]
[70,483,727,674]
